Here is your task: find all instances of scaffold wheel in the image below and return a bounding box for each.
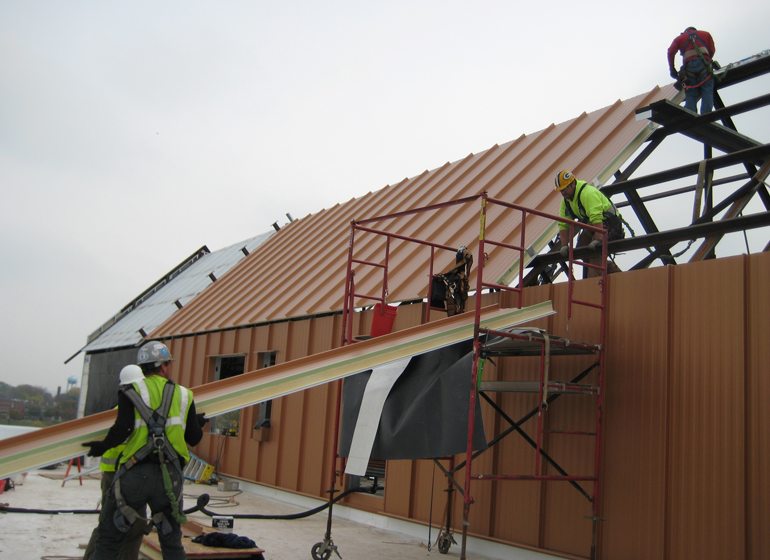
[311,541,333,560]
[437,531,454,554]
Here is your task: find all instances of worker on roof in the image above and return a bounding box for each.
[668,26,716,114]
[554,170,624,277]
[83,341,204,560]
[83,364,147,560]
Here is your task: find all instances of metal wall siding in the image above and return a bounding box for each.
[384,459,413,518]
[668,258,746,560]
[747,253,770,560]
[492,391,545,546]
[148,253,770,559]
[602,268,670,560]
[408,460,432,521]
[298,384,329,495]
[151,85,676,339]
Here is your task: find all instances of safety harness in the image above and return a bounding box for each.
[111,381,187,535]
[431,246,473,316]
[562,182,625,241]
[681,31,714,89]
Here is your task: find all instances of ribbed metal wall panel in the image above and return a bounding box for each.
[602,267,670,559]
[747,252,770,560]
[667,258,746,560]
[152,86,675,339]
[161,252,768,560]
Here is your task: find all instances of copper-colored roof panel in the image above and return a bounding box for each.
[153,85,676,338]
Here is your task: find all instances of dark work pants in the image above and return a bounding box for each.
[83,471,146,560]
[91,461,186,560]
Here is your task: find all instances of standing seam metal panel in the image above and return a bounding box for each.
[159,252,767,560]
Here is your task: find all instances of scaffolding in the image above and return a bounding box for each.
[320,193,609,560]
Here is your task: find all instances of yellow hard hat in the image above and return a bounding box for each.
[554,170,576,192]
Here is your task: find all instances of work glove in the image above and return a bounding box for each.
[196,413,210,428]
[588,239,602,251]
[669,68,679,80]
[559,246,569,259]
[81,440,108,457]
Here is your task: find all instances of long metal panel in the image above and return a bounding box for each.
[747,252,770,560]
[667,258,746,560]
[0,301,555,479]
[601,267,671,559]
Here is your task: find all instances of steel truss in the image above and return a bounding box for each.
[525,51,770,286]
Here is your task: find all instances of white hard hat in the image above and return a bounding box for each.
[119,364,144,385]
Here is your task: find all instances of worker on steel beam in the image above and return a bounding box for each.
[554,170,624,277]
[668,26,717,114]
[82,341,204,560]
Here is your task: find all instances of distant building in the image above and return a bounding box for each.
[0,398,26,421]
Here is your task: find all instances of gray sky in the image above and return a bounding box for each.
[1,1,769,395]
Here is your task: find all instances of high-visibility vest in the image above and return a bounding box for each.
[99,444,125,473]
[118,375,193,466]
[559,180,619,230]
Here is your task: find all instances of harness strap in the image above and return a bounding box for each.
[686,31,714,79]
[111,380,187,531]
[120,382,181,468]
[564,182,618,223]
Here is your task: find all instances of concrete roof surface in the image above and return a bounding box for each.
[0,465,559,560]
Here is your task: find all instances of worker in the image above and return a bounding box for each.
[83,341,203,560]
[83,364,147,560]
[667,26,716,114]
[554,170,624,277]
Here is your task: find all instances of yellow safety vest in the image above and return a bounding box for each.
[99,444,125,473]
[118,375,193,466]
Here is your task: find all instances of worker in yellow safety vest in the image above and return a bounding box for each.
[82,364,147,560]
[554,170,624,277]
[83,341,203,560]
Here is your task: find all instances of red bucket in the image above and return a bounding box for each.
[370,303,397,337]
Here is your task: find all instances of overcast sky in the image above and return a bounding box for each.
[1,1,768,395]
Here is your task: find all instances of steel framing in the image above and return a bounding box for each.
[524,51,770,286]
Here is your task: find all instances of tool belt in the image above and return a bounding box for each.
[603,211,625,242]
[430,247,473,316]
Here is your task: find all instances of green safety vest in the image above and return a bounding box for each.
[118,375,193,467]
[558,180,619,231]
[99,405,124,473]
[99,444,125,473]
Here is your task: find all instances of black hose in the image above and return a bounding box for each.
[196,486,374,521]
[0,487,378,520]
[0,492,211,516]
[0,505,99,514]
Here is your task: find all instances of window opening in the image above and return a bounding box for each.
[210,355,245,436]
[346,458,386,496]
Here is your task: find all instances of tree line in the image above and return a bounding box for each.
[0,382,79,426]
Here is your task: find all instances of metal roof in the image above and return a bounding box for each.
[82,232,272,353]
[153,85,677,338]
